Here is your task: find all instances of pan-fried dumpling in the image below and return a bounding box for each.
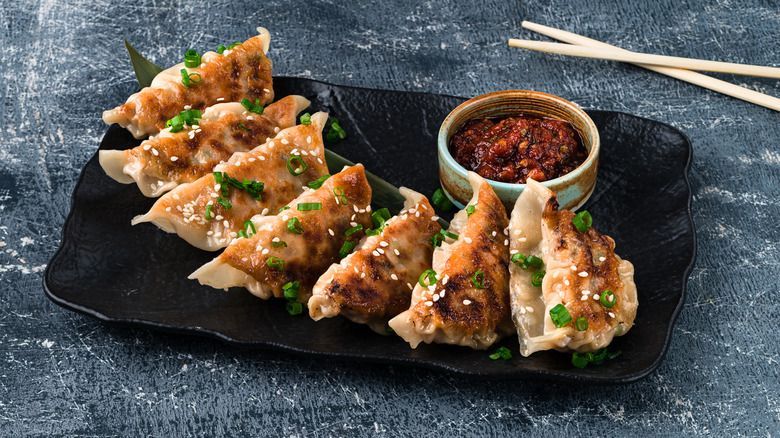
[309,188,441,334]
[509,179,637,356]
[100,95,309,197]
[388,172,513,350]
[103,27,275,139]
[189,164,373,303]
[131,112,330,251]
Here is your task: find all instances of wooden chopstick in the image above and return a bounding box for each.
[517,21,780,112]
[508,39,780,79]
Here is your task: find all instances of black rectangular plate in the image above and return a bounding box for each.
[44,77,695,384]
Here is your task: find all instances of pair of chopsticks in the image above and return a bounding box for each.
[510,21,780,112]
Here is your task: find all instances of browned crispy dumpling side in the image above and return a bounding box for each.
[509,179,637,356]
[100,95,309,197]
[103,27,274,138]
[389,172,513,350]
[309,188,441,334]
[189,165,373,303]
[132,112,329,251]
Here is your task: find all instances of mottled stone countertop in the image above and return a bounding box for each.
[1,0,778,436]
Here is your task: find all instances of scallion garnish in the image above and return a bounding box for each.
[471,270,485,289]
[282,281,300,301]
[431,188,454,212]
[344,225,363,236]
[489,346,512,360]
[325,118,346,143]
[300,113,311,125]
[217,197,232,210]
[527,255,543,269]
[243,220,256,236]
[572,210,593,233]
[279,206,291,212]
[217,44,226,54]
[272,240,287,248]
[166,109,202,133]
[297,202,322,211]
[287,217,304,234]
[510,253,527,267]
[241,98,263,114]
[571,348,621,368]
[418,269,437,287]
[204,204,213,220]
[180,69,201,87]
[239,122,250,131]
[466,205,476,216]
[600,289,616,308]
[338,241,356,259]
[237,230,248,239]
[549,304,572,328]
[286,155,307,176]
[430,229,459,247]
[371,208,391,228]
[575,317,589,331]
[531,270,546,287]
[184,49,201,68]
[307,175,330,189]
[266,257,284,270]
[286,302,303,316]
[333,187,348,205]
[228,41,243,50]
[213,172,224,183]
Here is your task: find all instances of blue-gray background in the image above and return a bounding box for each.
[1,0,778,436]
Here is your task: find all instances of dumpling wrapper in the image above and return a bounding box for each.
[100,95,309,197]
[389,172,513,350]
[131,112,330,251]
[189,164,373,302]
[509,179,638,356]
[103,27,275,139]
[309,188,441,334]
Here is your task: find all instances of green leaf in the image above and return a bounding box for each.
[125,40,163,89]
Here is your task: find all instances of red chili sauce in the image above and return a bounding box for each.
[449,115,587,184]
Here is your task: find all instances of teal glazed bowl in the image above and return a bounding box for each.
[438,90,600,212]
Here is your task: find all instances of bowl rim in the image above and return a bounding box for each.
[437,89,600,192]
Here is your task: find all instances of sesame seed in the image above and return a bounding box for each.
[578,271,589,277]
[526,306,534,313]
[571,265,577,270]
[394,249,400,256]
[210,192,219,198]
[264,88,271,93]
[215,215,223,220]
[230,232,238,238]
[214,232,222,237]
[274,127,280,133]
[301,150,308,156]
[217,97,225,102]
[272,237,280,242]
[391,274,398,280]
[259,156,266,161]
[609,312,616,318]
[463,300,471,305]
[431,216,439,221]
[440,291,445,297]
[366,205,371,212]
[152,148,159,156]
[432,294,440,302]
[317,158,323,164]
[377,248,384,254]
[173,194,180,200]
[242,257,248,262]
[464,237,472,244]
[206,231,214,236]
[415,211,420,217]
[442,276,448,285]
[248,157,256,162]
[491,231,497,237]
[171,156,178,162]
[407,283,413,290]
[379,241,388,247]
[214,184,221,191]
[350,214,356,221]
[425,301,433,307]
[504,239,509,246]
[184,105,192,110]
[510,250,518,255]
[223,220,229,227]
[599,256,606,262]
[165,207,171,212]
[361,272,365,278]
[564,279,570,286]
[553,271,559,278]
[353,205,359,212]
[580,296,588,301]
[372,250,380,257]
[514,230,522,235]
[519,237,527,242]
[262,208,269,215]
[328,229,335,236]
[281,139,289,145]
[261,249,269,255]
[582,290,591,295]
[306,136,312,143]
[350,222,358,227]
[593,294,600,301]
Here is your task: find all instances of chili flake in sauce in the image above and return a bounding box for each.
[449,116,587,184]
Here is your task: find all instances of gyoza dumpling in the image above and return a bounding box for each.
[388,172,513,350]
[309,188,441,334]
[189,164,373,303]
[131,112,330,251]
[100,95,309,197]
[509,179,638,356]
[103,27,275,138]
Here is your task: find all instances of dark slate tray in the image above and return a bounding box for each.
[44,77,695,384]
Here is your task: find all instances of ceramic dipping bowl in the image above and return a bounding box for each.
[438,90,600,212]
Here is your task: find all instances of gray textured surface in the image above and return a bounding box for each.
[1,0,779,436]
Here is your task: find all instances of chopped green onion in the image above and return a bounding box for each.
[339,241,356,259]
[489,346,512,360]
[213,172,224,183]
[431,188,454,212]
[180,69,201,87]
[441,230,458,240]
[307,175,330,189]
[285,302,303,316]
[297,202,322,211]
[184,49,201,68]
[282,281,300,301]
[572,210,593,233]
[238,122,250,131]
[333,187,348,205]
[471,270,485,289]
[266,257,284,270]
[272,240,287,248]
[344,225,363,236]
[300,113,312,125]
[527,255,543,269]
[549,304,571,328]
[228,41,242,50]
[510,253,527,267]
[418,269,437,287]
[571,348,621,368]
[386,325,394,334]
[371,208,391,228]
[571,353,590,368]
[279,206,291,212]
[430,229,459,247]
[237,230,248,239]
[466,205,476,216]
[326,118,346,142]
[531,270,546,287]
[217,45,226,54]
[600,289,616,308]
[286,155,307,176]
[287,217,304,234]
[241,98,263,114]
[204,204,213,220]
[243,220,256,236]
[575,317,588,331]
[166,109,202,133]
[216,197,232,210]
